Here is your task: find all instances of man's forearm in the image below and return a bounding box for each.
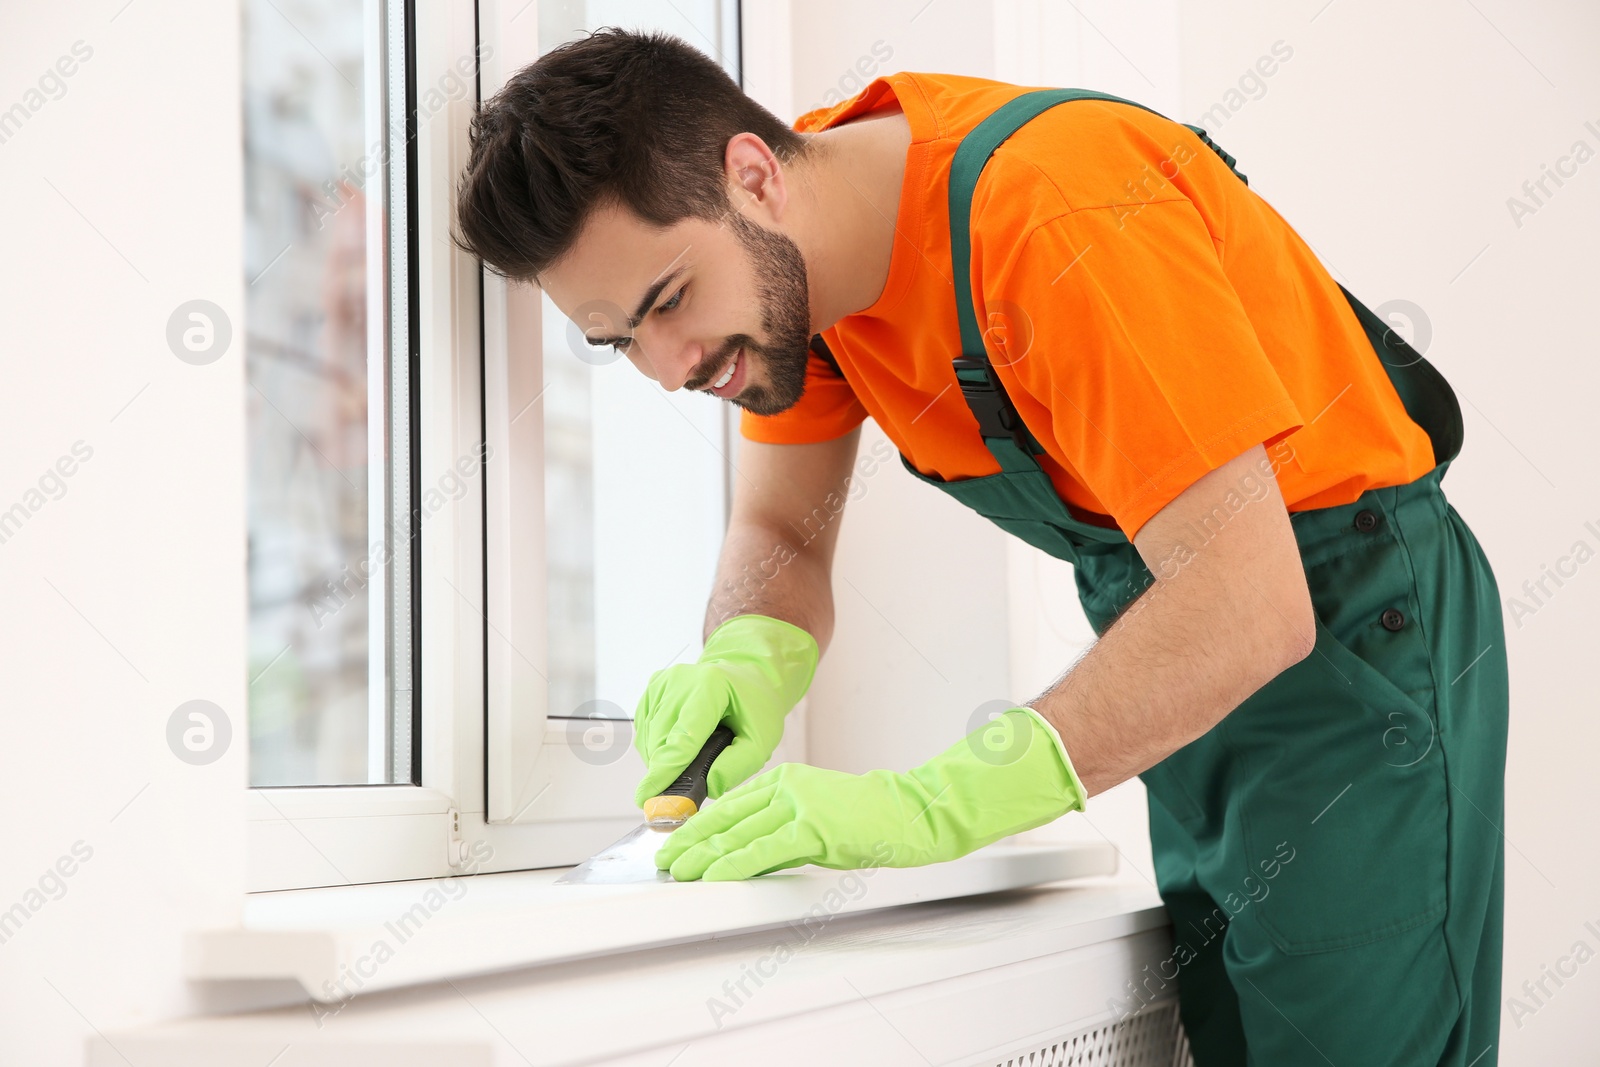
[704,519,836,652]
[1029,445,1317,797]
[1030,572,1310,797]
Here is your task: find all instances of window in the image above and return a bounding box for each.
[244,0,741,890]
[243,0,411,787]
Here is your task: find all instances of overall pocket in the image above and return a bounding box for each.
[1231,616,1448,954]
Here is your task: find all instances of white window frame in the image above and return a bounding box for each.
[249,0,740,892]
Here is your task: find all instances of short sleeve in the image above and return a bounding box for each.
[739,348,868,445]
[988,199,1304,540]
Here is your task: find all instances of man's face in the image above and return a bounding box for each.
[540,201,813,416]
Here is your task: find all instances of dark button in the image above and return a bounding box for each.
[1354,509,1379,533]
[1380,609,1406,632]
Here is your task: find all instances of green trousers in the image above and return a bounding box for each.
[1079,464,1509,1065]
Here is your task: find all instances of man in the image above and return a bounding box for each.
[456,28,1508,1067]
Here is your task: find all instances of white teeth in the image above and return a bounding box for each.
[711,351,739,390]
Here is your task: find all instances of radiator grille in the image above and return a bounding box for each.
[991,1000,1193,1067]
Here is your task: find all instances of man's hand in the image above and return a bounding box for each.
[633,613,819,806]
[655,707,1087,881]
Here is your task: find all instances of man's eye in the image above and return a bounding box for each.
[658,286,685,313]
[586,334,629,353]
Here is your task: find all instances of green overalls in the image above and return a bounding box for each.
[898,91,1511,1065]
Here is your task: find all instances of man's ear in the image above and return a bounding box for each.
[724,132,787,223]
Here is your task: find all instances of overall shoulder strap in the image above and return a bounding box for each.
[947,89,1246,471]
[808,333,843,377]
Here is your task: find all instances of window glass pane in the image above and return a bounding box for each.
[243,0,397,786]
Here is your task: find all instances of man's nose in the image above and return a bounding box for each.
[641,332,704,392]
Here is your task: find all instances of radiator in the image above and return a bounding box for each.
[987,1000,1194,1067]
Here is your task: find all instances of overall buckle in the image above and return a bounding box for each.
[952,355,1023,441]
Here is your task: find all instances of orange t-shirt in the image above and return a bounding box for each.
[739,72,1436,541]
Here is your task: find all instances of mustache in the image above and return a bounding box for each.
[685,339,751,391]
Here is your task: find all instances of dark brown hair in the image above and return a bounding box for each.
[454,28,809,282]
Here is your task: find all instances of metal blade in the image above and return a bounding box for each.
[555,822,677,885]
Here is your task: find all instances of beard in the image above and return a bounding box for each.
[718,211,813,416]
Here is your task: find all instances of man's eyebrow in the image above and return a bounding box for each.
[584,264,689,346]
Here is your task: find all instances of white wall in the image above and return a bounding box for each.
[0,2,249,1064]
[1177,2,1600,1060]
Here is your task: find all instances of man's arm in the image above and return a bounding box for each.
[704,428,861,653]
[654,441,1318,878]
[1031,443,1317,796]
[629,430,860,802]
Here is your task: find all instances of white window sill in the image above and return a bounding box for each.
[187,842,1118,1001]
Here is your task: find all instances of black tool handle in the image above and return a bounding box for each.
[657,724,736,809]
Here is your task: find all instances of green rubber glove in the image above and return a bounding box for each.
[656,706,1087,881]
[632,613,819,807]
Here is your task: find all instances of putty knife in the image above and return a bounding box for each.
[556,724,735,885]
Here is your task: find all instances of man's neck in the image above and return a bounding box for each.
[791,109,913,333]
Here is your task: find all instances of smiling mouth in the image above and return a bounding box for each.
[701,347,745,398]
[710,351,739,389]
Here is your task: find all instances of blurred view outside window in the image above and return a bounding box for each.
[243,0,397,786]
[537,1,737,725]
